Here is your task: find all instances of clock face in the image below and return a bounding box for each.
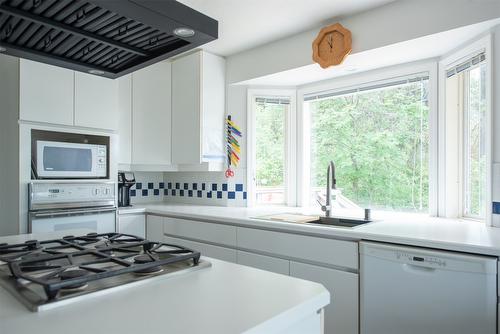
[312,23,352,69]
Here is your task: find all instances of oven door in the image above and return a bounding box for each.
[29,207,116,234]
[36,140,107,179]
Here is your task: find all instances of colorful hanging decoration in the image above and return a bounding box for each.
[225,115,242,178]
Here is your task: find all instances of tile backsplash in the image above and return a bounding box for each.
[128,171,247,207]
[129,172,165,204]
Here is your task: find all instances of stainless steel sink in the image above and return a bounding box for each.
[308,216,373,228]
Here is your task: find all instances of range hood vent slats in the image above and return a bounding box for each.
[0,0,217,78]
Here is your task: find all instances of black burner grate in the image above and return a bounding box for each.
[0,233,201,300]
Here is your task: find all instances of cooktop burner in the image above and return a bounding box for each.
[0,233,209,311]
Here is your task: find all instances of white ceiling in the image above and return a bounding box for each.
[177,0,397,56]
[238,18,500,87]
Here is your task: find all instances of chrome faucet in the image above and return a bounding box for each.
[317,161,337,217]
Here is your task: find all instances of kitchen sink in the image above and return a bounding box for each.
[252,213,373,228]
[308,216,373,228]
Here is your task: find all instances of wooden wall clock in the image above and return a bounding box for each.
[312,23,352,69]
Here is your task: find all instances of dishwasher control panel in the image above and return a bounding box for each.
[396,251,447,267]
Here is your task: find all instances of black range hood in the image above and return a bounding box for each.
[0,0,218,78]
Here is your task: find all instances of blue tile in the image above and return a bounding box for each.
[228,191,235,199]
[192,183,197,190]
[202,183,206,191]
[142,189,148,196]
[148,182,154,189]
[217,191,222,199]
[188,190,193,197]
[164,189,168,196]
[136,182,142,190]
[130,189,136,197]
[154,189,160,196]
[175,183,180,189]
[168,182,172,189]
[222,183,228,191]
[197,190,202,198]
[243,192,247,200]
[236,184,243,192]
[207,191,212,198]
[171,190,176,196]
[493,202,500,214]
[180,190,184,197]
[212,183,217,191]
[159,182,165,189]
[183,183,189,190]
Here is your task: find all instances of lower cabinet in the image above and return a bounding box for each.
[145,214,359,334]
[290,261,359,334]
[237,250,290,275]
[163,235,237,263]
[118,214,145,238]
[146,215,164,240]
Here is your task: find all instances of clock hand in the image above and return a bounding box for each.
[327,34,333,50]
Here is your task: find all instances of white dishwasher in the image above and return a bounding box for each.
[360,241,497,334]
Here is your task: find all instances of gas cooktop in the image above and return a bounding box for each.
[0,233,210,311]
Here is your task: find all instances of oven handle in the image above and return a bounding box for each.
[30,207,116,218]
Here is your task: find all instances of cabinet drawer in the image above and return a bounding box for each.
[290,261,358,334]
[237,251,289,275]
[237,227,358,269]
[164,217,236,247]
[164,236,237,263]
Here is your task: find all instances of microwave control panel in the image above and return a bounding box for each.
[96,145,108,176]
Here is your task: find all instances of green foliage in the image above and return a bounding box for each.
[255,102,286,187]
[309,81,430,211]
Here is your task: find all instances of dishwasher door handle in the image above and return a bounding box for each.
[402,263,437,275]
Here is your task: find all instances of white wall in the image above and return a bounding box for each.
[0,54,20,236]
[226,0,500,84]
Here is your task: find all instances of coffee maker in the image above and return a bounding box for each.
[118,172,135,207]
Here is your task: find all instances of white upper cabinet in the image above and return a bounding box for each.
[172,51,201,164]
[19,59,74,125]
[74,72,118,130]
[117,75,132,166]
[171,51,225,168]
[132,61,172,166]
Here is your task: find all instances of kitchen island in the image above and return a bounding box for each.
[0,232,329,334]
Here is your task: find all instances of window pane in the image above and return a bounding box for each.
[464,65,486,217]
[255,99,287,204]
[307,79,429,212]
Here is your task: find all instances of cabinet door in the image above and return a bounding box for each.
[201,52,225,161]
[117,75,132,165]
[146,215,164,240]
[290,261,359,334]
[19,59,74,125]
[163,217,236,247]
[171,52,201,164]
[164,236,237,263]
[237,251,289,275]
[118,214,145,238]
[132,61,172,165]
[74,72,118,130]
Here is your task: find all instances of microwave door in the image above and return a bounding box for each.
[36,141,98,178]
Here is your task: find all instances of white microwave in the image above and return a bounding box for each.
[32,130,109,179]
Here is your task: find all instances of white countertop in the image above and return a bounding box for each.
[0,232,329,334]
[120,203,500,257]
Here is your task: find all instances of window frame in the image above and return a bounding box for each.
[439,34,492,224]
[297,60,439,214]
[247,88,297,207]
